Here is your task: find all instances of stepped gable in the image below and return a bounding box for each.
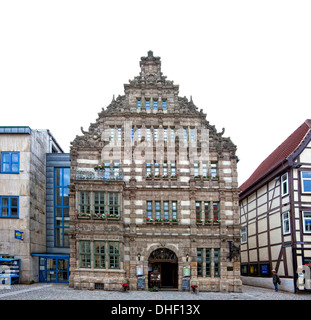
[71,51,237,153]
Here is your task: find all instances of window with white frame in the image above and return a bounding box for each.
[301,172,311,193]
[282,211,290,234]
[303,212,311,233]
[281,173,288,196]
[241,226,247,243]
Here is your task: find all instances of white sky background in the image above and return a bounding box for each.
[0,0,310,185]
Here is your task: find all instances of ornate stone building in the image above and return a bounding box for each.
[69,51,241,292]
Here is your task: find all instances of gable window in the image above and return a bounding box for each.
[1,152,20,173]
[0,196,19,218]
[281,173,288,196]
[145,98,150,110]
[303,212,311,233]
[301,172,311,193]
[136,98,141,110]
[162,99,167,111]
[282,211,290,235]
[190,128,195,142]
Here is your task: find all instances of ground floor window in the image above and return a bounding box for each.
[79,240,120,269]
[197,248,220,277]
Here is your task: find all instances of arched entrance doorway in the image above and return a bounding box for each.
[148,248,178,289]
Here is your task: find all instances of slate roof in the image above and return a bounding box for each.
[239,119,311,195]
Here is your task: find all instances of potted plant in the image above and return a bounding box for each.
[191,284,198,293]
[122,283,129,292]
[146,173,153,179]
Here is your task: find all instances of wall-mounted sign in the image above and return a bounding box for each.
[183,265,191,277]
[136,264,143,276]
[14,230,24,241]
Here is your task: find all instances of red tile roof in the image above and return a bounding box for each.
[239,119,311,195]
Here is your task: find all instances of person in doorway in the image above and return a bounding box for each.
[272,269,281,292]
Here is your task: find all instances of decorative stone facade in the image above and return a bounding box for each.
[69,51,242,292]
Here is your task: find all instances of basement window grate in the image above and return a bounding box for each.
[95,283,105,290]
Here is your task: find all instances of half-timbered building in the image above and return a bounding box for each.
[69,51,242,292]
[239,119,311,292]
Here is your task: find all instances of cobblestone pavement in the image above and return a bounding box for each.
[0,283,310,300]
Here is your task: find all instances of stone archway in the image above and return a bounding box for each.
[148,248,178,289]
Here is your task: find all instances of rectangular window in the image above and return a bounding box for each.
[131,127,134,141]
[162,99,167,110]
[1,152,20,173]
[55,168,70,247]
[194,163,200,177]
[281,172,288,196]
[303,212,311,233]
[145,99,150,110]
[170,128,175,141]
[204,201,210,221]
[0,196,19,218]
[154,128,158,141]
[183,128,188,142]
[190,128,195,142]
[214,248,220,277]
[154,162,160,176]
[172,201,177,220]
[282,211,290,234]
[117,127,122,141]
[79,240,91,268]
[94,192,106,215]
[163,128,168,142]
[108,193,120,217]
[110,128,114,141]
[137,128,141,141]
[202,163,208,177]
[155,201,161,220]
[147,201,153,221]
[153,99,158,110]
[170,163,176,177]
[79,192,91,214]
[241,226,247,243]
[94,241,105,269]
[213,202,220,221]
[109,241,120,269]
[146,163,152,177]
[196,201,202,222]
[197,248,203,277]
[301,172,311,193]
[206,249,211,277]
[163,162,168,176]
[146,128,151,141]
[163,201,169,221]
[211,161,218,178]
[136,98,141,110]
